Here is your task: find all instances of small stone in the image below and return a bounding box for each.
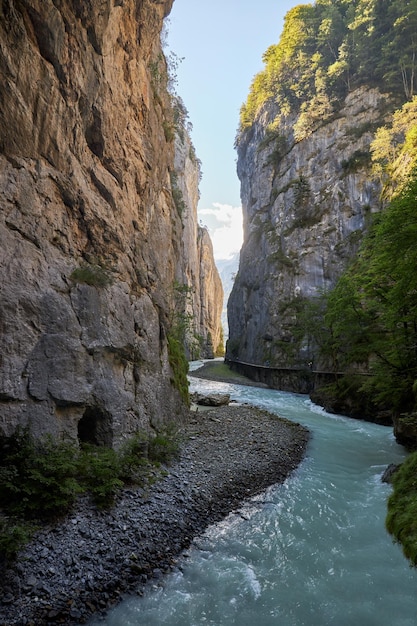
[2,593,15,604]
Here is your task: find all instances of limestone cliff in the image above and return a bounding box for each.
[173,112,223,359]
[0,0,222,446]
[227,87,394,368]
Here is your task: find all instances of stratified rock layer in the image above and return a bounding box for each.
[0,0,222,444]
[227,87,393,369]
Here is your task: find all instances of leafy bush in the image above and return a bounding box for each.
[70,262,113,287]
[0,429,81,520]
[386,451,417,567]
[0,426,181,561]
[0,517,33,563]
[118,432,149,485]
[341,150,371,174]
[78,444,123,509]
[148,427,180,465]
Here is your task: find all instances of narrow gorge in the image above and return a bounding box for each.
[0,0,222,446]
[2,1,417,623]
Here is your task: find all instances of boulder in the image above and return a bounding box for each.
[191,393,230,407]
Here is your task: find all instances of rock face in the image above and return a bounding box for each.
[227,87,393,368]
[174,124,224,358]
[0,0,222,446]
[393,414,417,451]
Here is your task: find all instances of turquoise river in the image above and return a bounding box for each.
[90,362,417,625]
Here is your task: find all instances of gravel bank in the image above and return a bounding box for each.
[0,378,309,625]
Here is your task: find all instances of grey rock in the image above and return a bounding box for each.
[0,0,222,445]
[228,87,395,371]
[382,463,400,483]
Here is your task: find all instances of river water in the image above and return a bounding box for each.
[91,365,417,625]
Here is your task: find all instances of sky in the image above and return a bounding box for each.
[167,0,297,260]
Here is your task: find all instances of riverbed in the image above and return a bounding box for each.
[91,364,417,625]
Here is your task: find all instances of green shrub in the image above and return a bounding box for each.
[78,444,123,509]
[0,516,33,563]
[0,429,81,520]
[148,427,180,465]
[386,451,417,566]
[70,262,113,287]
[341,150,371,174]
[118,432,149,485]
[0,426,181,559]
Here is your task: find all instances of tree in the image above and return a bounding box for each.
[371,96,417,197]
[238,0,417,138]
[321,171,417,414]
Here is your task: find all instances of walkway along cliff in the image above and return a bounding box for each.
[0,0,222,446]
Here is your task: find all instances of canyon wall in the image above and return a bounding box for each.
[227,87,393,369]
[173,120,223,358]
[0,0,222,446]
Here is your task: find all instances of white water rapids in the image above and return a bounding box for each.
[90,363,417,625]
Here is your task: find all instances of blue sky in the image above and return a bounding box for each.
[167,0,297,259]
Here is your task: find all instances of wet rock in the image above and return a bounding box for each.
[382,463,400,484]
[393,413,417,450]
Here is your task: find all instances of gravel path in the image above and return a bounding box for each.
[0,372,309,625]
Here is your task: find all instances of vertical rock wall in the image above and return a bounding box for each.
[0,0,221,446]
[174,123,223,358]
[227,87,394,369]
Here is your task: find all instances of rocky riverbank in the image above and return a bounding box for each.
[0,370,309,626]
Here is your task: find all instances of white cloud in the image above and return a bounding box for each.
[198,202,243,260]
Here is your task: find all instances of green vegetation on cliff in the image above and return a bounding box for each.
[309,98,417,419]
[322,172,417,414]
[239,0,417,137]
[296,95,417,565]
[386,452,417,567]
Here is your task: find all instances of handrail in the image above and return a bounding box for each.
[225,358,368,377]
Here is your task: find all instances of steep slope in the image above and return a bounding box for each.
[0,0,221,446]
